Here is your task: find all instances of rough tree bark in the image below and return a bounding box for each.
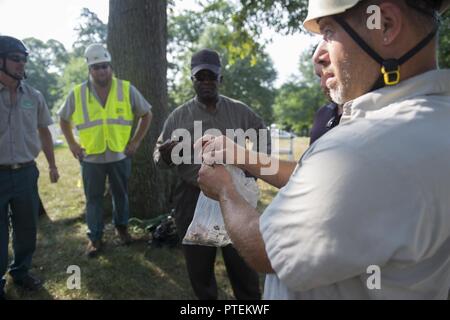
[108,0,175,218]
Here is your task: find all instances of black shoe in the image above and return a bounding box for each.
[13,274,43,291]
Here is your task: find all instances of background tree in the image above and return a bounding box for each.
[273,48,327,134]
[234,0,308,36]
[108,0,174,219]
[72,8,108,56]
[439,12,450,68]
[23,38,69,111]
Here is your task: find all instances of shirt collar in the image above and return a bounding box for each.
[17,81,24,92]
[0,80,25,93]
[194,95,223,113]
[342,69,450,121]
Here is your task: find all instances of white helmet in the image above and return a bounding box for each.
[304,0,450,34]
[302,0,449,91]
[84,43,112,66]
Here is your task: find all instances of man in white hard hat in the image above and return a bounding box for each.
[59,44,152,257]
[196,0,450,299]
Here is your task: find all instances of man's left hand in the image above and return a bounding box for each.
[198,163,233,201]
[125,140,140,157]
[49,167,59,183]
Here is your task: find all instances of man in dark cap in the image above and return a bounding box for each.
[0,36,59,299]
[154,48,269,300]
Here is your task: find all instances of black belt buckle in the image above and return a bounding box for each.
[0,161,34,170]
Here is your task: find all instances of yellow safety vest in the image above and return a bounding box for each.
[72,78,133,155]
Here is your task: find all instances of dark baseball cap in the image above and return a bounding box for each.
[191,49,221,76]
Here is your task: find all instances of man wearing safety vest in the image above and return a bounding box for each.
[59,44,152,258]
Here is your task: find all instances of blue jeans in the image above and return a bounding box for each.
[81,158,132,242]
[0,164,39,295]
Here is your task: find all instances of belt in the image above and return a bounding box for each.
[0,161,36,171]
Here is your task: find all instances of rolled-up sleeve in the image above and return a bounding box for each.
[130,85,152,117]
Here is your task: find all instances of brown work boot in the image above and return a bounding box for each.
[86,240,102,258]
[115,225,133,245]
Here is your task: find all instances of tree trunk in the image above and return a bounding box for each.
[108,0,175,218]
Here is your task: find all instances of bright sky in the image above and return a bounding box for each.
[0,0,319,87]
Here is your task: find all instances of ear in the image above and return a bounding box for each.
[379,2,403,45]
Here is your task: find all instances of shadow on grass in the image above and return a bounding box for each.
[7,210,242,300]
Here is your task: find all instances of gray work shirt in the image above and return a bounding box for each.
[58,81,152,164]
[154,95,271,186]
[0,81,53,165]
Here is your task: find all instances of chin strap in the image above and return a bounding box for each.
[334,16,438,92]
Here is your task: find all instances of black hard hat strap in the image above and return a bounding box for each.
[397,27,438,64]
[0,56,25,81]
[333,16,438,90]
[334,16,384,64]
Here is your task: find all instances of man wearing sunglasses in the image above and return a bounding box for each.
[59,43,152,258]
[0,36,59,299]
[154,48,269,300]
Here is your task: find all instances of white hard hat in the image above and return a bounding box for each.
[304,0,360,34]
[303,0,450,34]
[84,43,111,66]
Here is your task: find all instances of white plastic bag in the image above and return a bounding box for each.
[183,165,259,247]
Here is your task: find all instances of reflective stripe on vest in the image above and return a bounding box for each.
[72,78,133,155]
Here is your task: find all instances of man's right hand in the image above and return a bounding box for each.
[69,142,86,160]
[158,139,179,166]
[195,135,244,166]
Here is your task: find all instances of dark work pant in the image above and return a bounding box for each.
[0,164,40,295]
[81,158,131,242]
[174,182,261,300]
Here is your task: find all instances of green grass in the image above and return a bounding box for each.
[5,138,309,300]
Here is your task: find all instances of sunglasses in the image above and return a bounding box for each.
[7,54,27,63]
[192,73,219,82]
[90,63,110,71]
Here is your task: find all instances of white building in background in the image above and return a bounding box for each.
[270,124,296,161]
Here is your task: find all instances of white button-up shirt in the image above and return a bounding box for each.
[260,69,450,299]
